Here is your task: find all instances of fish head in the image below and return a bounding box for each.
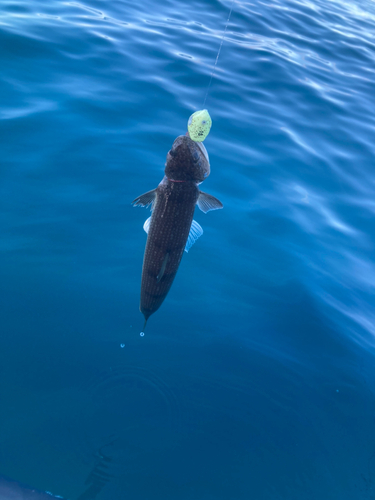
[165,135,210,182]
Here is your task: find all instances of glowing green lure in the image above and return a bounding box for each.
[187,109,212,142]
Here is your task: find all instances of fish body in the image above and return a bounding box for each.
[133,135,223,325]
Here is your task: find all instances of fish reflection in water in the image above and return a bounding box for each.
[77,442,115,500]
[74,364,182,498]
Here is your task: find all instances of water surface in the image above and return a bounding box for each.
[1,0,375,498]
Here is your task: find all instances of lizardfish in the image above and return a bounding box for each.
[132,134,223,328]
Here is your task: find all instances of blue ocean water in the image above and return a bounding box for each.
[1,0,375,498]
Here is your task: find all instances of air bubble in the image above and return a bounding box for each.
[140,332,145,337]
[120,344,125,348]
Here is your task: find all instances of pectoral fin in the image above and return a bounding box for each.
[185,220,203,253]
[197,191,223,213]
[132,189,157,210]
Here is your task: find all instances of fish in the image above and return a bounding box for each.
[132,134,223,327]
[0,475,67,500]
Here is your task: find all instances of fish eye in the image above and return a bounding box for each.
[192,150,199,163]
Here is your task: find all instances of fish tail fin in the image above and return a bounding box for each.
[139,317,147,336]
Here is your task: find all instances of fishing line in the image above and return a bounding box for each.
[203,0,236,108]
[136,3,233,335]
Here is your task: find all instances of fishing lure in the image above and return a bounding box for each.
[187,109,212,142]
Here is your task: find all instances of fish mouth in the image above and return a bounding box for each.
[196,141,210,164]
[169,135,210,165]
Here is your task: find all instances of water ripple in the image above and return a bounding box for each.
[1,0,375,493]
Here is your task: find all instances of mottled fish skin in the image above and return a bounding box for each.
[133,134,222,324]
